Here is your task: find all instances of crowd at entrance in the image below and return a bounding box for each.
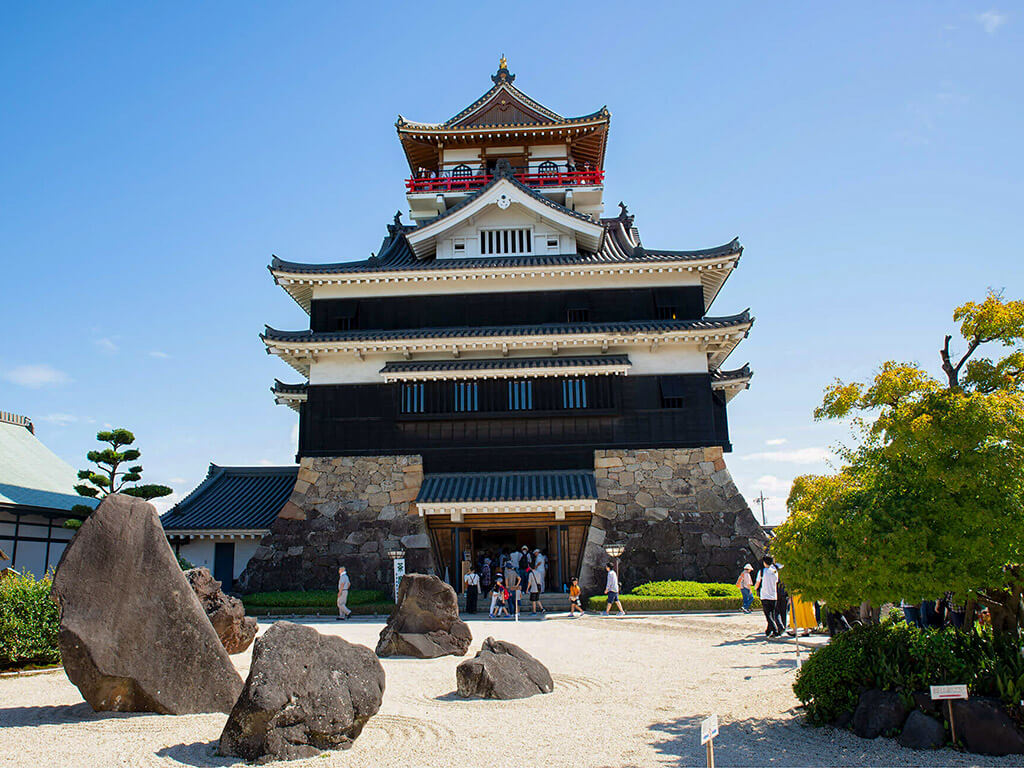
[462,545,550,616]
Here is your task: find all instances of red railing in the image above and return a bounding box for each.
[406,169,604,194]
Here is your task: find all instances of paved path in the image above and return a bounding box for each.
[0,612,1017,767]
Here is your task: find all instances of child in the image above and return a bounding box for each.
[568,576,584,617]
[491,577,509,618]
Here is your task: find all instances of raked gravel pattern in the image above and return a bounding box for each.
[1,612,1020,767]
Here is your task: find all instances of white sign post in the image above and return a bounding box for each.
[393,557,406,600]
[700,713,719,768]
[930,684,968,744]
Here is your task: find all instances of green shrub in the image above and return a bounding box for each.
[629,580,742,598]
[586,594,760,612]
[241,589,390,609]
[0,571,61,670]
[794,620,1024,725]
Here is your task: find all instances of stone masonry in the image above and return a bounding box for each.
[237,455,433,594]
[579,447,768,594]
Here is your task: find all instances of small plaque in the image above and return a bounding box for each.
[930,684,968,700]
[700,713,719,745]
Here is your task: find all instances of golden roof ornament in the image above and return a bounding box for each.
[499,54,507,70]
[492,55,514,84]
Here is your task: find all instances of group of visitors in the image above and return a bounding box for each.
[464,546,550,616]
[736,555,791,638]
[900,592,967,629]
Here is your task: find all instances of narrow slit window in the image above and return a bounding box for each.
[562,378,588,409]
[400,383,425,414]
[659,376,686,409]
[454,381,479,412]
[508,380,534,410]
[566,308,589,323]
[480,228,531,255]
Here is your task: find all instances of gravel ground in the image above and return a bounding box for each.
[1,612,1019,767]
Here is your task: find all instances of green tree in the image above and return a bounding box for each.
[70,428,172,523]
[772,291,1024,633]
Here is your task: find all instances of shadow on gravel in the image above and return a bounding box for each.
[640,713,1009,768]
[155,740,242,767]
[0,702,146,727]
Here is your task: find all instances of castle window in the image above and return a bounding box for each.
[507,380,534,410]
[538,160,558,175]
[334,302,357,330]
[452,238,466,254]
[654,289,680,321]
[480,228,532,255]
[562,378,588,409]
[566,308,589,323]
[546,236,559,252]
[400,383,425,414]
[659,376,686,409]
[451,164,472,178]
[454,381,479,412]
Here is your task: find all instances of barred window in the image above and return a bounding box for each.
[562,378,588,409]
[454,381,479,412]
[566,308,589,323]
[507,380,534,410]
[401,383,425,413]
[451,164,472,178]
[480,228,532,255]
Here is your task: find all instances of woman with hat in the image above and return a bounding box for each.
[736,564,755,613]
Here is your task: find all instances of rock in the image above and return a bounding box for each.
[456,637,554,699]
[50,494,243,714]
[912,690,942,718]
[375,574,471,658]
[951,697,1024,756]
[851,689,910,739]
[184,567,258,654]
[219,622,384,762]
[898,710,945,750]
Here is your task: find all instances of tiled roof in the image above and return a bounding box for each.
[0,419,98,513]
[712,364,753,382]
[417,470,597,504]
[161,464,297,532]
[272,380,308,395]
[380,355,630,375]
[263,312,751,345]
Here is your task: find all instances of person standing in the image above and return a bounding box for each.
[464,565,480,614]
[336,565,352,620]
[604,563,626,616]
[517,546,530,587]
[527,566,546,614]
[754,556,784,637]
[533,548,546,592]
[506,567,522,618]
[568,576,585,617]
[491,575,508,617]
[481,556,493,595]
[736,564,755,613]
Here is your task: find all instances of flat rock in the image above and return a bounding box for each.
[184,567,258,654]
[456,637,554,699]
[50,494,242,714]
[851,689,909,739]
[951,697,1024,756]
[898,710,945,750]
[219,622,384,762]
[375,574,471,658]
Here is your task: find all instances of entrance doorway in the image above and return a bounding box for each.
[425,511,592,593]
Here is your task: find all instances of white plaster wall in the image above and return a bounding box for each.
[311,268,704,300]
[176,537,263,580]
[436,205,576,259]
[310,356,388,385]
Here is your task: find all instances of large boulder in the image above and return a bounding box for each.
[184,567,257,654]
[898,710,945,750]
[375,574,471,658]
[851,689,910,739]
[456,637,554,699]
[951,697,1024,756]
[219,621,385,762]
[50,494,243,714]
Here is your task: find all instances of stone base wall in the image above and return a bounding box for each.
[579,447,768,595]
[237,455,433,594]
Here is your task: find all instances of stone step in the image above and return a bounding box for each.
[459,591,573,611]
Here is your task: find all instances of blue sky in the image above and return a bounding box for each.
[2,3,1021,522]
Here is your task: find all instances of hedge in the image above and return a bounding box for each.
[241,589,394,616]
[0,571,61,670]
[630,580,743,599]
[587,594,761,612]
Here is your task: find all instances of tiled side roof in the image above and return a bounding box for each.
[269,232,741,276]
[161,465,298,531]
[272,379,308,395]
[264,312,752,344]
[380,355,630,375]
[417,470,597,504]
[712,364,753,382]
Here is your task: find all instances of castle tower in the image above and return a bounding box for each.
[241,60,767,595]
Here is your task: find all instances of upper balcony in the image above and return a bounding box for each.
[406,164,603,194]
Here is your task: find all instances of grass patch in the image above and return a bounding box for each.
[241,589,394,616]
[586,594,760,612]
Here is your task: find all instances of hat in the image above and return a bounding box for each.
[743,564,753,571]
[521,546,528,551]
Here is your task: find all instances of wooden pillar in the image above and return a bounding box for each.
[44,516,53,572]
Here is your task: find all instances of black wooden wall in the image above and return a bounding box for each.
[298,374,730,473]
[310,286,705,333]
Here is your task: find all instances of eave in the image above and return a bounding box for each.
[379,355,631,382]
[711,364,754,402]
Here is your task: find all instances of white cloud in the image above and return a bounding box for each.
[148,351,170,359]
[290,421,299,450]
[168,477,186,484]
[42,413,78,427]
[150,491,183,516]
[977,10,1008,34]
[94,338,118,354]
[4,364,71,388]
[740,446,831,464]
[765,438,787,446]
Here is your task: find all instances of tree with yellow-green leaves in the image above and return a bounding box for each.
[772,291,1024,634]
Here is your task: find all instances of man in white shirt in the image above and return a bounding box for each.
[336,565,352,620]
[753,555,784,637]
[603,563,626,616]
